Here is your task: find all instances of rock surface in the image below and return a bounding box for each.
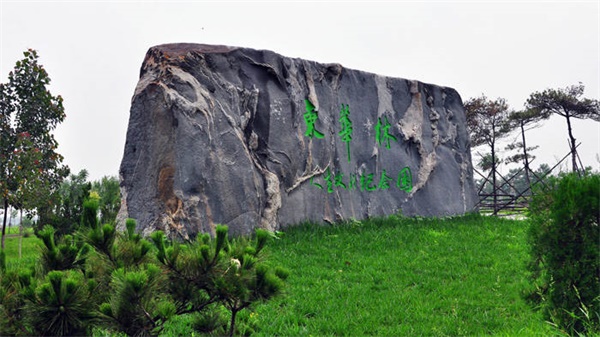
[118,43,478,238]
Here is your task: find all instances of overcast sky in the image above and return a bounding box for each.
[1,0,598,181]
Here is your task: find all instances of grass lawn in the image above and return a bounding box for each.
[251,214,554,336]
[1,226,40,271]
[2,215,556,336]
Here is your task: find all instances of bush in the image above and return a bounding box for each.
[24,270,94,336]
[151,225,287,337]
[36,226,89,273]
[0,215,286,336]
[526,172,599,335]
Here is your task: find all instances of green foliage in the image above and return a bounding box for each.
[0,267,33,335]
[0,249,5,272]
[526,82,600,122]
[113,220,153,269]
[526,83,600,172]
[84,223,116,259]
[0,218,286,336]
[0,233,40,335]
[81,198,99,229]
[476,152,499,172]
[38,170,91,236]
[37,225,89,273]
[99,264,166,336]
[91,175,120,225]
[526,173,600,335]
[2,216,569,335]
[38,171,120,237]
[82,217,154,314]
[464,95,513,148]
[0,49,70,248]
[152,225,287,336]
[25,270,93,336]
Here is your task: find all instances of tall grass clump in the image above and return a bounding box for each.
[526,172,599,335]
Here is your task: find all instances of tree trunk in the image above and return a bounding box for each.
[1,199,8,250]
[491,140,498,215]
[520,121,531,193]
[565,111,578,173]
[229,308,239,337]
[19,208,23,259]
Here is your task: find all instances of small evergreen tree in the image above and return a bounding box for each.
[1,215,287,336]
[24,270,94,336]
[98,264,167,336]
[36,225,89,274]
[151,225,287,336]
[527,173,600,335]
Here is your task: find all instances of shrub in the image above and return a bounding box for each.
[98,264,167,336]
[151,225,287,336]
[36,225,89,273]
[0,219,286,336]
[526,172,599,335]
[24,270,94,336]
[0,267,33,335]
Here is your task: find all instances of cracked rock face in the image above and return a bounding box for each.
[118,43,478,238]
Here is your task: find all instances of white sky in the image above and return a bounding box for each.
[1,0,599,181]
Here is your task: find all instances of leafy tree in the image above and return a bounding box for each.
[0,49,69,248]
[91,175,120,225]
[5,133,49,256]
[465,95,514,214]
[39,169,91,235]
[526,83,600,172]
[6,133,47,215]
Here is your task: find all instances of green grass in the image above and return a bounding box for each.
[2,226,41,270]
[1,215,555,336]
[251,214,554,336]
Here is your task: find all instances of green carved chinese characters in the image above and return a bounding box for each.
[303,100,413,194]
[304,99,324,139]
[338,104,353,163]
[375,116,397,149]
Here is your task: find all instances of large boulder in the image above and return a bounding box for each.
[118,43,478,238]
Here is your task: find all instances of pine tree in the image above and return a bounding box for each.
[151,226,287,336]
[465,96,514,214]
[505,108,549,193]
[526,83,600,173]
